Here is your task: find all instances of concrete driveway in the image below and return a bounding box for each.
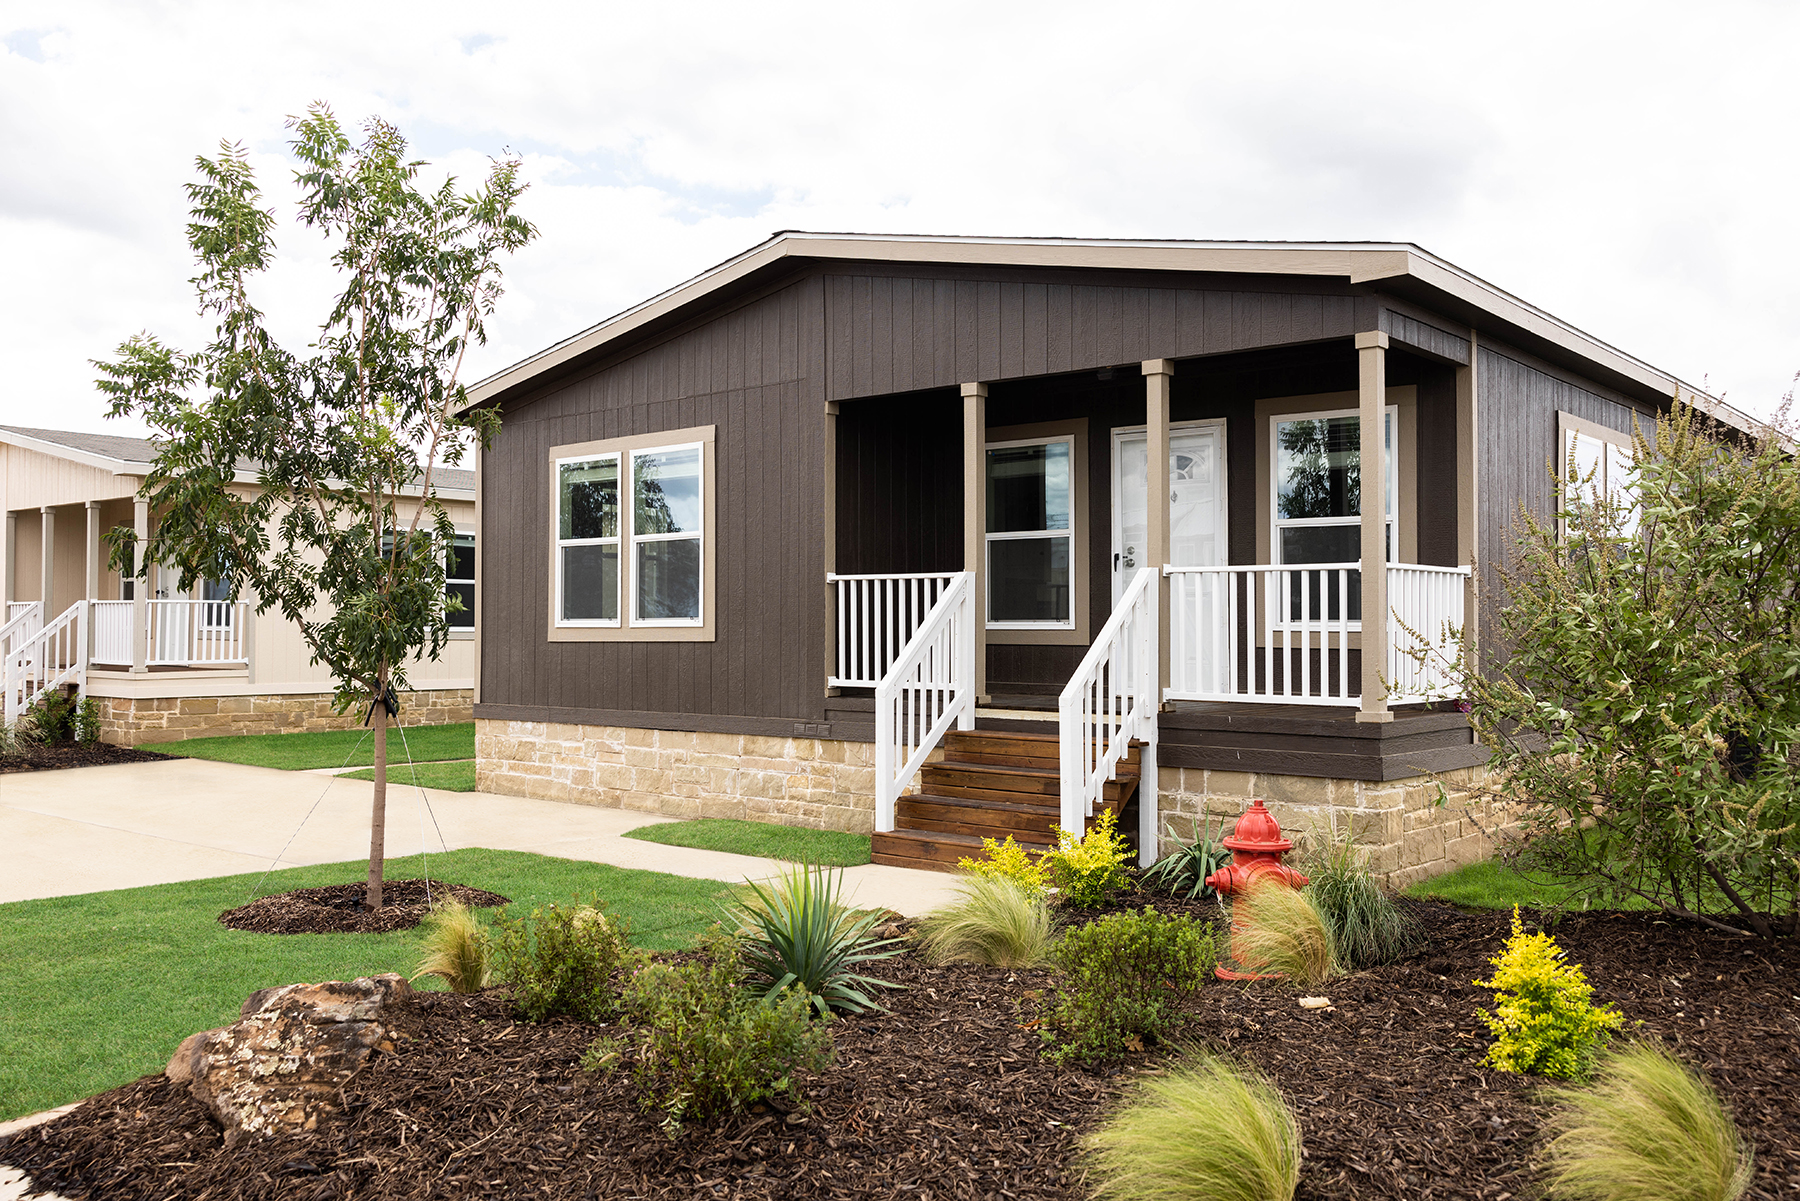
[0,757,962,915]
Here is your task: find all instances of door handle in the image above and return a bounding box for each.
[1113,553,1120,569]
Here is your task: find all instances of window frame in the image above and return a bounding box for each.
[546,426,717,644]
[985,431,1078,632]
[1557,410,1642,541]
[446,529,476,634]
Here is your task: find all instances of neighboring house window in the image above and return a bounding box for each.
[547,426,717,643]
[1560,412,1640,539]
[446,533,475,629]
[1270,407,1396,622]
[200,577,234,628]
[987,435,1074,628]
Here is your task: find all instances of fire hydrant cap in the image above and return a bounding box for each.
[1221,799,1293,854]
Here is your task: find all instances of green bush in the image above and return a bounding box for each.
[1046,808,1133,910]
[1300,829,1420,969]
[584,929,834,1136]
[956,833,1050,892]
[1229,881,1339,988]
[492,897,641,1022]
[734,863,903,1017]
[1141,816,1232,900]
[410,898,491,993]
[25,690,101,745]
[915,875,1056,968]
[1049,906,1216,1064]
[1473,906,1622,1079]
[1084,1050,1301,1201]
[1541,1042,1754,1201]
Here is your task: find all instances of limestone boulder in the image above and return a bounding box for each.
[166,973,411,1146]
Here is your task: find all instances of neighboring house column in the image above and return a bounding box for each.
[2,510,14,609]
[961,381,989,704]
[1355,332,1392,723]
[39,506,55,617]
[1456,329,1480,668]
[1142,359,1174,699]
[85,500,101,661]
[131,498,149,673]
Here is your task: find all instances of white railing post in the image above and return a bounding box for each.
[870,571,975,834]
[1139,567,1160,865]
[956,580,976,732]
[1060,567,1157,845]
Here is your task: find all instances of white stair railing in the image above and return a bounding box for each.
[1386,563,1470,704]
[1059,566,1159,865]
[872,572,975,833]
[92,600,135,664]
[4,601,86,724]
[147,599,248,665]
[828,572,961,688]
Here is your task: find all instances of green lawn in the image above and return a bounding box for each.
[1405,855,1653,912]
[0,848,730,1122]
[623,818,872,867]
[165,722,475,771]
[338,760,478,792]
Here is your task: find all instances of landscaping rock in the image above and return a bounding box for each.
[168,974,411,1146]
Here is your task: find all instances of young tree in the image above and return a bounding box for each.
[1440,398,1800,937]
[96,105,536,908]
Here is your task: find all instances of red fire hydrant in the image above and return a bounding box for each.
[1204,799,1310,980]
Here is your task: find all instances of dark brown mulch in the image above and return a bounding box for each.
[0,741,169,773]
[5,904,1797,1200]
[219,880,511,935]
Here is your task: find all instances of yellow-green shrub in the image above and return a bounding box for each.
[1046,809,1133,909]
[957,834,1049,892]
[1473,906,1622,1079]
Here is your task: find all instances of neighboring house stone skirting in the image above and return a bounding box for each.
[476,719,880,833]
[100,688,474,745]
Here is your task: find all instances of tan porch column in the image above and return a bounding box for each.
[823,401,839,695]
[39,505,55,617]
[85,500,101,660]
[961,382,989,704]
[131,498,149,673]
[1455,330,1480,668]
[1355,332,1392,723]
[1142,359,1174,698]
[2,511,14,608]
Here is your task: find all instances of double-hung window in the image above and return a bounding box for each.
[1560,413,1640,540]
[986,436,1074,628]
[1270,407,1396,623]
[550,426,715,640]
[446,533,476,629]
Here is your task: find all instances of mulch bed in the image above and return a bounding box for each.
[219,880,512,935]
[0,741,169,773]
[5,902,1797,1200]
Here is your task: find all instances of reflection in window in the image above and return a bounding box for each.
[557,456,620,624]
[1271,409,1396,624]
[632,446,702,623]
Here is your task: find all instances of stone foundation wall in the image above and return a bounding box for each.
[476,719,879,833]
[99,688,474,745]
[1155,765,1502,890]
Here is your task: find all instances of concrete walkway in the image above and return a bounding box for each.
[1,757,963,915]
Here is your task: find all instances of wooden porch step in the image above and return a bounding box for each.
[921,760,1138,803]
[895,793,1065,841]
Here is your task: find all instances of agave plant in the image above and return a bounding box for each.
[1141,816,1233,899]
[734,863,905,1017]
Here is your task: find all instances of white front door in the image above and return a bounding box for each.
[1111,422,1227,602]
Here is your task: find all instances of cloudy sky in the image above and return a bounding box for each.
[3,0,1796,438]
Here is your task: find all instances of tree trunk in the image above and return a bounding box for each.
[366,679,388,910]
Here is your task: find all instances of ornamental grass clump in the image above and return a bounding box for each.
[1084,1051,1301,1201]
[492,897,641,1022]
[915,875,1056,969]
[1229,880,1339,988]
[410,898,491,993]
[1540,1042,1754,1201]
[734,863,904,1017]
[1046,809,1133,909]
[1474,906,1622,1079]
[957,833,1050,892]
[1049,907,1216,1064]
[1300,827,1420,969]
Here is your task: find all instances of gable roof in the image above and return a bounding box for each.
[463,231,1754,434]
[0,425,475,495]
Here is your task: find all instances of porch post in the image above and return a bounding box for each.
[2,510,14,608]
[39,506,55,618]
[1355,332,1392,723]
[823,401,839,696]
[1456,330,1480,670]
[131,498,149,673]
[961,381,989,704]
[1142,359,1174,700]
[85,500,101,661]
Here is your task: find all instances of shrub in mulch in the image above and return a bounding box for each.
[219,880,510,935]
[0,741,169,773]
[3,904,1797,1200]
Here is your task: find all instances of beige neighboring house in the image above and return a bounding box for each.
[0,425,475,743]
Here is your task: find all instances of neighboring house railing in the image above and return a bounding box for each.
[3,601,85,724]
[92,600,134,664]
[5,601,39,629]
[1059,566,1159,864]
[871,572,976,833]
[147,600,249,666]
[1164,562,1468,706]
[827,572,961,688]
[1,602,43,659]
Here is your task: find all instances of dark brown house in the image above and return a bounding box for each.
[464,233,1746,885]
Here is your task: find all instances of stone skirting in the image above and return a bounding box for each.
[99,688,474,745]
[476,719,879,833]
[1154,765,1501,890]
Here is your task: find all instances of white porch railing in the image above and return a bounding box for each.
[1059,566,1159,865]
[1,601,43,659]
[872,572,976,833]
[828,572,961,688]
[147,599,249,666]
[4,602,85,724]
[93,600,135,664]
[6,601,39,627]
[1164,562,1468,707]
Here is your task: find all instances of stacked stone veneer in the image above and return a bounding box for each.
[1154,765,1501,890]
[476,719,880,833]
[100,688,473,745]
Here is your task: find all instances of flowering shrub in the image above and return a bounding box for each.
[957,834,1049,892]
[1473,907,1623,1080]
[1046,809,1133,909]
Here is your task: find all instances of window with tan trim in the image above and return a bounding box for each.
[1558,411,1641,539]
[547,426,717,643]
